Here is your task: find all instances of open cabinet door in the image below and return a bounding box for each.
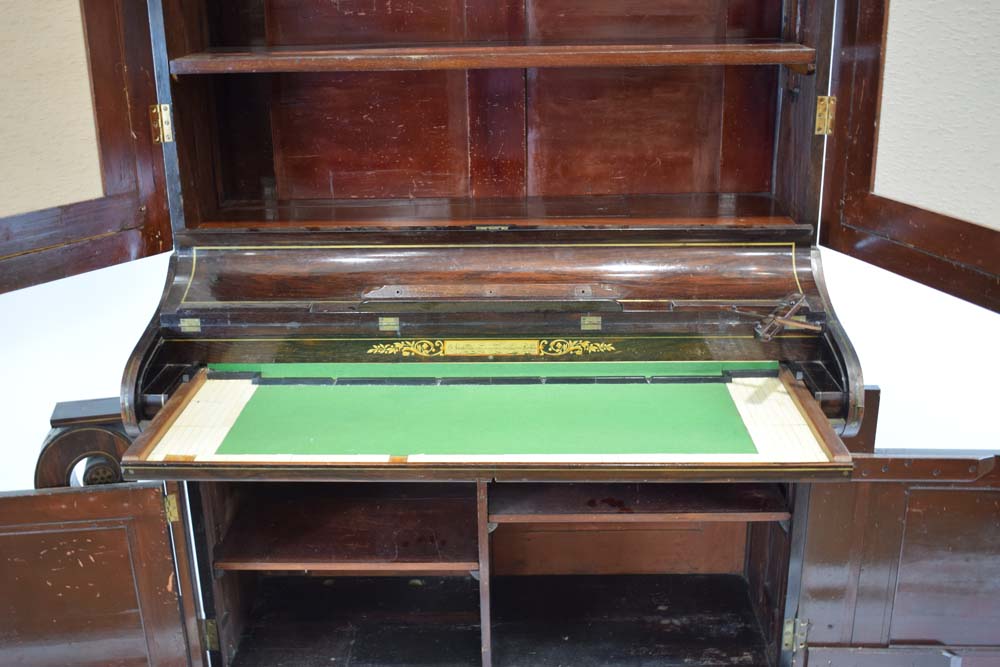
[0,483,201,667]
[822,0,999,312]
[0,1,170,294]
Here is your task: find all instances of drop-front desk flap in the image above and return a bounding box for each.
[122,360,852,482]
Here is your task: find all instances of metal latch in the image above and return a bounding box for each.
[200,619,220,652]
[782,618,808,653]
[150,104,174,144]
[815,96,836,135]
[163,493,180,523]
[755,293,823,342]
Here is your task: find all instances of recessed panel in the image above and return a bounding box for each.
[272,71,470,199]
[266,0,466,45]
[0,527,148,666]
[527,0,727,41]
[527,67,724,196]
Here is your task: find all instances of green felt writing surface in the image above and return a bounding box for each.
[215,382,757,458]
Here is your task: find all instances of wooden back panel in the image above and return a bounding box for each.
[184,0,784,208]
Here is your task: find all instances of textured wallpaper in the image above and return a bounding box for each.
[874,0,1000,231]
[0,0,104,218]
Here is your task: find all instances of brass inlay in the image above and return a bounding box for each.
[366,339,617,357]
[367,340,445,357]
[538,339,616,356]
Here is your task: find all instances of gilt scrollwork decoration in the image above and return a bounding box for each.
[538,339,617,356]
[366,340,445,357]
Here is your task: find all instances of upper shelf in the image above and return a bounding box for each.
[170,40,816,74]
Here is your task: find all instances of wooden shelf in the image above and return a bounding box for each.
[489,483,790,524]
[214,484,479,575]
[196,194,810,236]
[171,40,815,74]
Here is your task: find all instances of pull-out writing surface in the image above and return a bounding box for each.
[122,361,851,481]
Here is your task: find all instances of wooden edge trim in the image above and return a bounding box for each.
[167,481,207,667]
[212,561,479,573]
[847,195,1000,274]
[476,480,493,667]
[124,368,209,463]
[780,367,853,464]
[488,511,792,524]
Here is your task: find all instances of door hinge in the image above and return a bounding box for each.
[200,619,220,652]
[163,493,180,523]
[815,96,836,135]
[150,103,175,144]
[782,618,809,654]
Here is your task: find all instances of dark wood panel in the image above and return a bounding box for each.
[271,71,470,199]
[832,223,999,312]
[213,483,479,572]
[727,0,783,39]
[0,193,139,261]
[842,387,880,454]
[203,193,796,227]
[468,70,527,198]
[492,574,769,666]
[891,489,1000,646]
[229,576,481,667]
[526,0,729,41]
[492,522,746,575]
[0,228,152,294]
[527,67,724,196]
[489,483,789,523]
[173,244,811,305]
[265,0,466,45]
[721,65,778,192]
[0,484,191,667]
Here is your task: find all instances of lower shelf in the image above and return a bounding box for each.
[228,574,769,666]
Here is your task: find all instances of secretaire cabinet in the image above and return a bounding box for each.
[0,1,998,666]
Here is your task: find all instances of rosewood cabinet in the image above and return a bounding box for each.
[1,0,998,666]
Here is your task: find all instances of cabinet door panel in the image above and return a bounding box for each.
[0,484,191,667]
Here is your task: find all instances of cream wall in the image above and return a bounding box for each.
[0,0,104,218]
[874,0,1000,231]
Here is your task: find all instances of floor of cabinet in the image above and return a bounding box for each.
[229,574,769,667]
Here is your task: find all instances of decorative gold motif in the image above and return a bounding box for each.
[366,339,617,357]
[367,340,444,357]
[539,340,617,356]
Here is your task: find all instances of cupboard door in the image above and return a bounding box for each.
[0,483,193,667]
[823,0,999,311]
[0,1,168,294]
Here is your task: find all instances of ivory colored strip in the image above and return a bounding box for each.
[148,379,258,461]
[201,454,392,463]
[727,377,828,463]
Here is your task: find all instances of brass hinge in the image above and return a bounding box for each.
[150,103,175,144]
[200,619,220,652]
[179,318,202,334]
[163,493,180,523]
[782,618,809,654]
[815,96,836,135]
